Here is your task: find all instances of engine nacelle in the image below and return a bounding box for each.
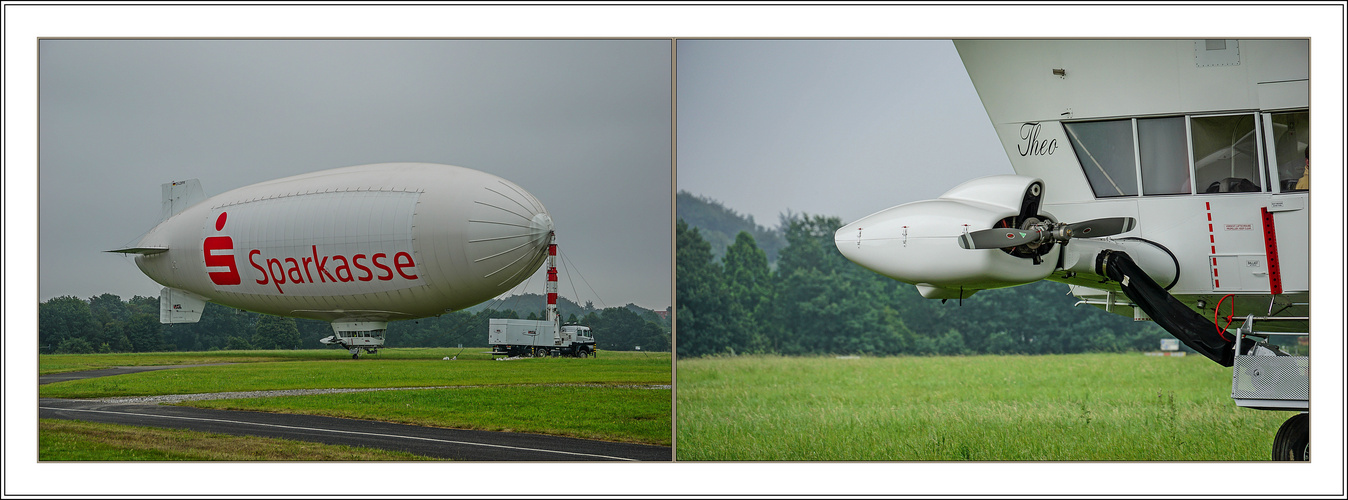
[836,175,1059,298]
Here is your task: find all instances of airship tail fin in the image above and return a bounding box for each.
[162,179,205,220]
[160,287,209,324]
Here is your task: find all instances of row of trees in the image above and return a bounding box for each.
[39,294,319,354]
[676,215,1171,358]
[38,294,670,354]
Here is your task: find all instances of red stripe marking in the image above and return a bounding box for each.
[1259,207,1283,295]
[1206,201,1220,291]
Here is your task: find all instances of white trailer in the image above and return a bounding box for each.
[487,235,596,358]
[488,318,596,358]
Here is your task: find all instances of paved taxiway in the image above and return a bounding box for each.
[39,367,671,461]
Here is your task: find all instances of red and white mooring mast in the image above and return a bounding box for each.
[546,232,559,334]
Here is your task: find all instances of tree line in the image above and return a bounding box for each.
[38,293,670,354]
[676,214,1172,358]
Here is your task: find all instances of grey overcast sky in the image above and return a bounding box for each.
[9,4,1346,498]
[38,39,672,310]
[677,39,1012,228]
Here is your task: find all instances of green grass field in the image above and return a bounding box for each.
[39,349,669,398]
[39,348,672,449]
[38,347,665,375]
[187,385,670,444]
[676,353,1291,461]
[39,419,431,461]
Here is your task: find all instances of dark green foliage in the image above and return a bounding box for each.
[580,306,670,351]
[163,302,257,352]
[225,336,254,350]
[39,296,103,353]
[676,197,1172,358]
[123,313,165,353]
[722,231,773,353]
[55,337,96,354]
[253,315,302,350]
[675,219,729,357]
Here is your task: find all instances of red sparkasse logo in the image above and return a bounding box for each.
[204,212,242,285]
[247,246,420,294]
[204,211,421,294]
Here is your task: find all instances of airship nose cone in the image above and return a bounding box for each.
[530,212,554,244]
[834,220,868,267]
[464,179,553,291]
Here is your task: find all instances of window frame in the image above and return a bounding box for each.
[1188,111,1267,195]
[1065,111,1277,199]
[1260,109,1310,194]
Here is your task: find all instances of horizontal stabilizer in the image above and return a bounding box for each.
[162,179,205,220]
[160,287,209,324]
[106,247,168,255]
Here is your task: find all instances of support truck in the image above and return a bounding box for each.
[488,234,596,358]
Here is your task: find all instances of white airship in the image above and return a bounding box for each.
[111,162,554,356]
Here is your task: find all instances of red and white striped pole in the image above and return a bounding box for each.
[546,233,559,336]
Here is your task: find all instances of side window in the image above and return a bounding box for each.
[1138,117,1190,195]
[1268,111,1309,191]
[1064,120,1138,197]
[1191,114,1262,193]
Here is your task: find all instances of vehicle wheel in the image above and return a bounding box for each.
[535,348,549,358]
[577,349,589,359]
[1272,413,1309,461]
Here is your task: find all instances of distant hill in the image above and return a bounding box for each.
[676,191,786,264]
[466,293,669,330]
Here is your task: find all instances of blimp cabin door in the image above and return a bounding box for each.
[1261,110,1309,294]
[1199,111,1308,295]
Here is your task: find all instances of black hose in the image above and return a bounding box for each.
[1097,250,1252,367]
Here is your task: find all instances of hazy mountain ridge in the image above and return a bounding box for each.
[676,191,786,264]
[468,293,669,329]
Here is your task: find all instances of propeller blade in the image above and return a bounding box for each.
[959,227,1043,249]
[1065,217,1136,238]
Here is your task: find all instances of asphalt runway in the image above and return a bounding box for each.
[39,367,671,461]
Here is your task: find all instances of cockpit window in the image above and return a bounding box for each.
[1064,120,1138,197]
[1138,117,1191,195]
[1191,114,1262,193]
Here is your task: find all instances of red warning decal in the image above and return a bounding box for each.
[1259,207,1283,295]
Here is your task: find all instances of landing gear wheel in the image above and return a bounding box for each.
[1272,413,1309,461]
